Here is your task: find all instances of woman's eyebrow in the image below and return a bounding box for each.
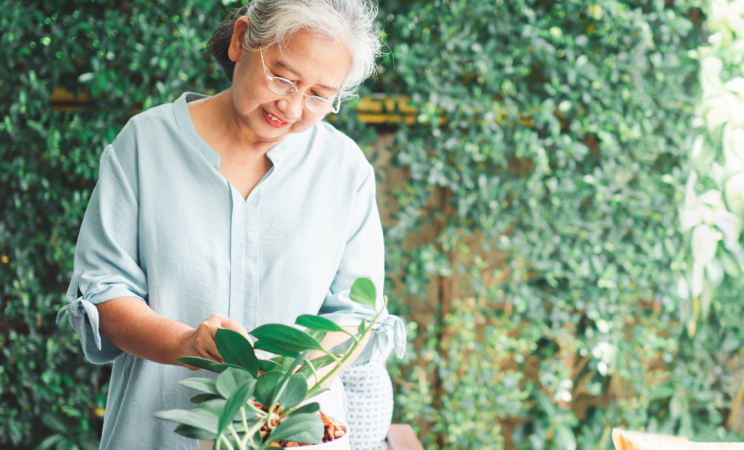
[273,60,340,94]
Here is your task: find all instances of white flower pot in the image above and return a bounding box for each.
[197,420,350,450]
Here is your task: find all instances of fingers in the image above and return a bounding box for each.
[217,316,249,339]
[192,314,251,365]
[200,340,223,363]
[195,319,224,363]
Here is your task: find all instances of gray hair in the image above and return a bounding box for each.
[207,0,382,99]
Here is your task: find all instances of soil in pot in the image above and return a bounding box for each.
[266,411,346,447]
[248,400,346,447]
[197,405,348,450]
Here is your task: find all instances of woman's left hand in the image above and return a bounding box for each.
[175,314,250,370]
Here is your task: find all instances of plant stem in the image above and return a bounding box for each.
[228,424,242,450]
[321,349,343,365]
[240,407,249,441]
[306,359,320,388]
[307,306,385,397]
[246,401,268,418]
[241,416,268,449]
[219,434,236,450]
[267,411,278,430]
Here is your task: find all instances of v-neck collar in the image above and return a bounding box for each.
[172,91,299,171]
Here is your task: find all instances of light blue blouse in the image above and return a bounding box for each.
[56,92,405,450]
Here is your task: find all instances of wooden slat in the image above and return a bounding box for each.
[387,424,423,450]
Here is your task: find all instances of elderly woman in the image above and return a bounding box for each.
[56,1,405,449]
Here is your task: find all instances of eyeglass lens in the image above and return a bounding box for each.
[267,78,335,114]
[269,78,296,95]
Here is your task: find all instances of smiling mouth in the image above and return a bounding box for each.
[262,108,289,128]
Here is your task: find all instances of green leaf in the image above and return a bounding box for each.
[296,355,336,378]
[174,424,217,441]
[153,409,218,434]
[176,356,244,374]
[295,315,348,333]
[190,393,221,404]
[218,380,255,433]
[283,350,315,380]
[721,249,743,277]
[254,371,284,407]
[254,340,300,358]
[56,439,76,450]
[304,328,328,345]
[328,337,355,355]
[647,385,675,402]
[258,358,282,372]
[215,328,260,376]
[349,278,377,311]
[535,390,556,418]
[178,378,220,395]
[270,350,315,409]
[194,398,228,419]
[251,324,325,354]
[290,402,320,416]
[277,374,308,409]
[76,434,100,450]
[34,434,64,450]
[281,356,296,372]
[216,367,256,399]
[265,413,324,445]
[306,386,329,400]
[41,412,68,434]
[553,424,577,450]
[358,320,367,335]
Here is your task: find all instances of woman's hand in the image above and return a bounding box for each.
[176,314,250,371]
[95,298,253,370]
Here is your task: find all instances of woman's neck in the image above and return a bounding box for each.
[189,88,286,162]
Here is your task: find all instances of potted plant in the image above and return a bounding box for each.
[154,278,387,450]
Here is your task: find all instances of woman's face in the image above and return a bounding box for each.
[227,18,352,143]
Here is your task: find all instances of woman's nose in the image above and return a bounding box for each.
[276,93,304,119]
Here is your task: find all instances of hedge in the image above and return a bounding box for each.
[373,1,742,449]
[677,1,744,338]
[3,0,744,449]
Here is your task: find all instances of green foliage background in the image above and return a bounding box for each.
[3,0,744,449]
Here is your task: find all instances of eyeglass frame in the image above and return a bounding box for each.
[259,44,342,115]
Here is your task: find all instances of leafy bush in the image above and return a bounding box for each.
[4,0,744,449]
[2,0,235,446]
[372,0,743,448]
[678,1,744,335]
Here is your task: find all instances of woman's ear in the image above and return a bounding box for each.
[228,17,251,63]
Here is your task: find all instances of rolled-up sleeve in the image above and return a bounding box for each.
[318,163,406,365]
[56,138,148,364]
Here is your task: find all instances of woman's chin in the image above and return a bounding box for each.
[241,117,287,141]
[258,126,290,140]
[242,112,310,141]
[259,122,310,139]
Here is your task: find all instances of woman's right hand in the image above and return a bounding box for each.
[176,314,250,371]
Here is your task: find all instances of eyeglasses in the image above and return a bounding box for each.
[259,45,342,115]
